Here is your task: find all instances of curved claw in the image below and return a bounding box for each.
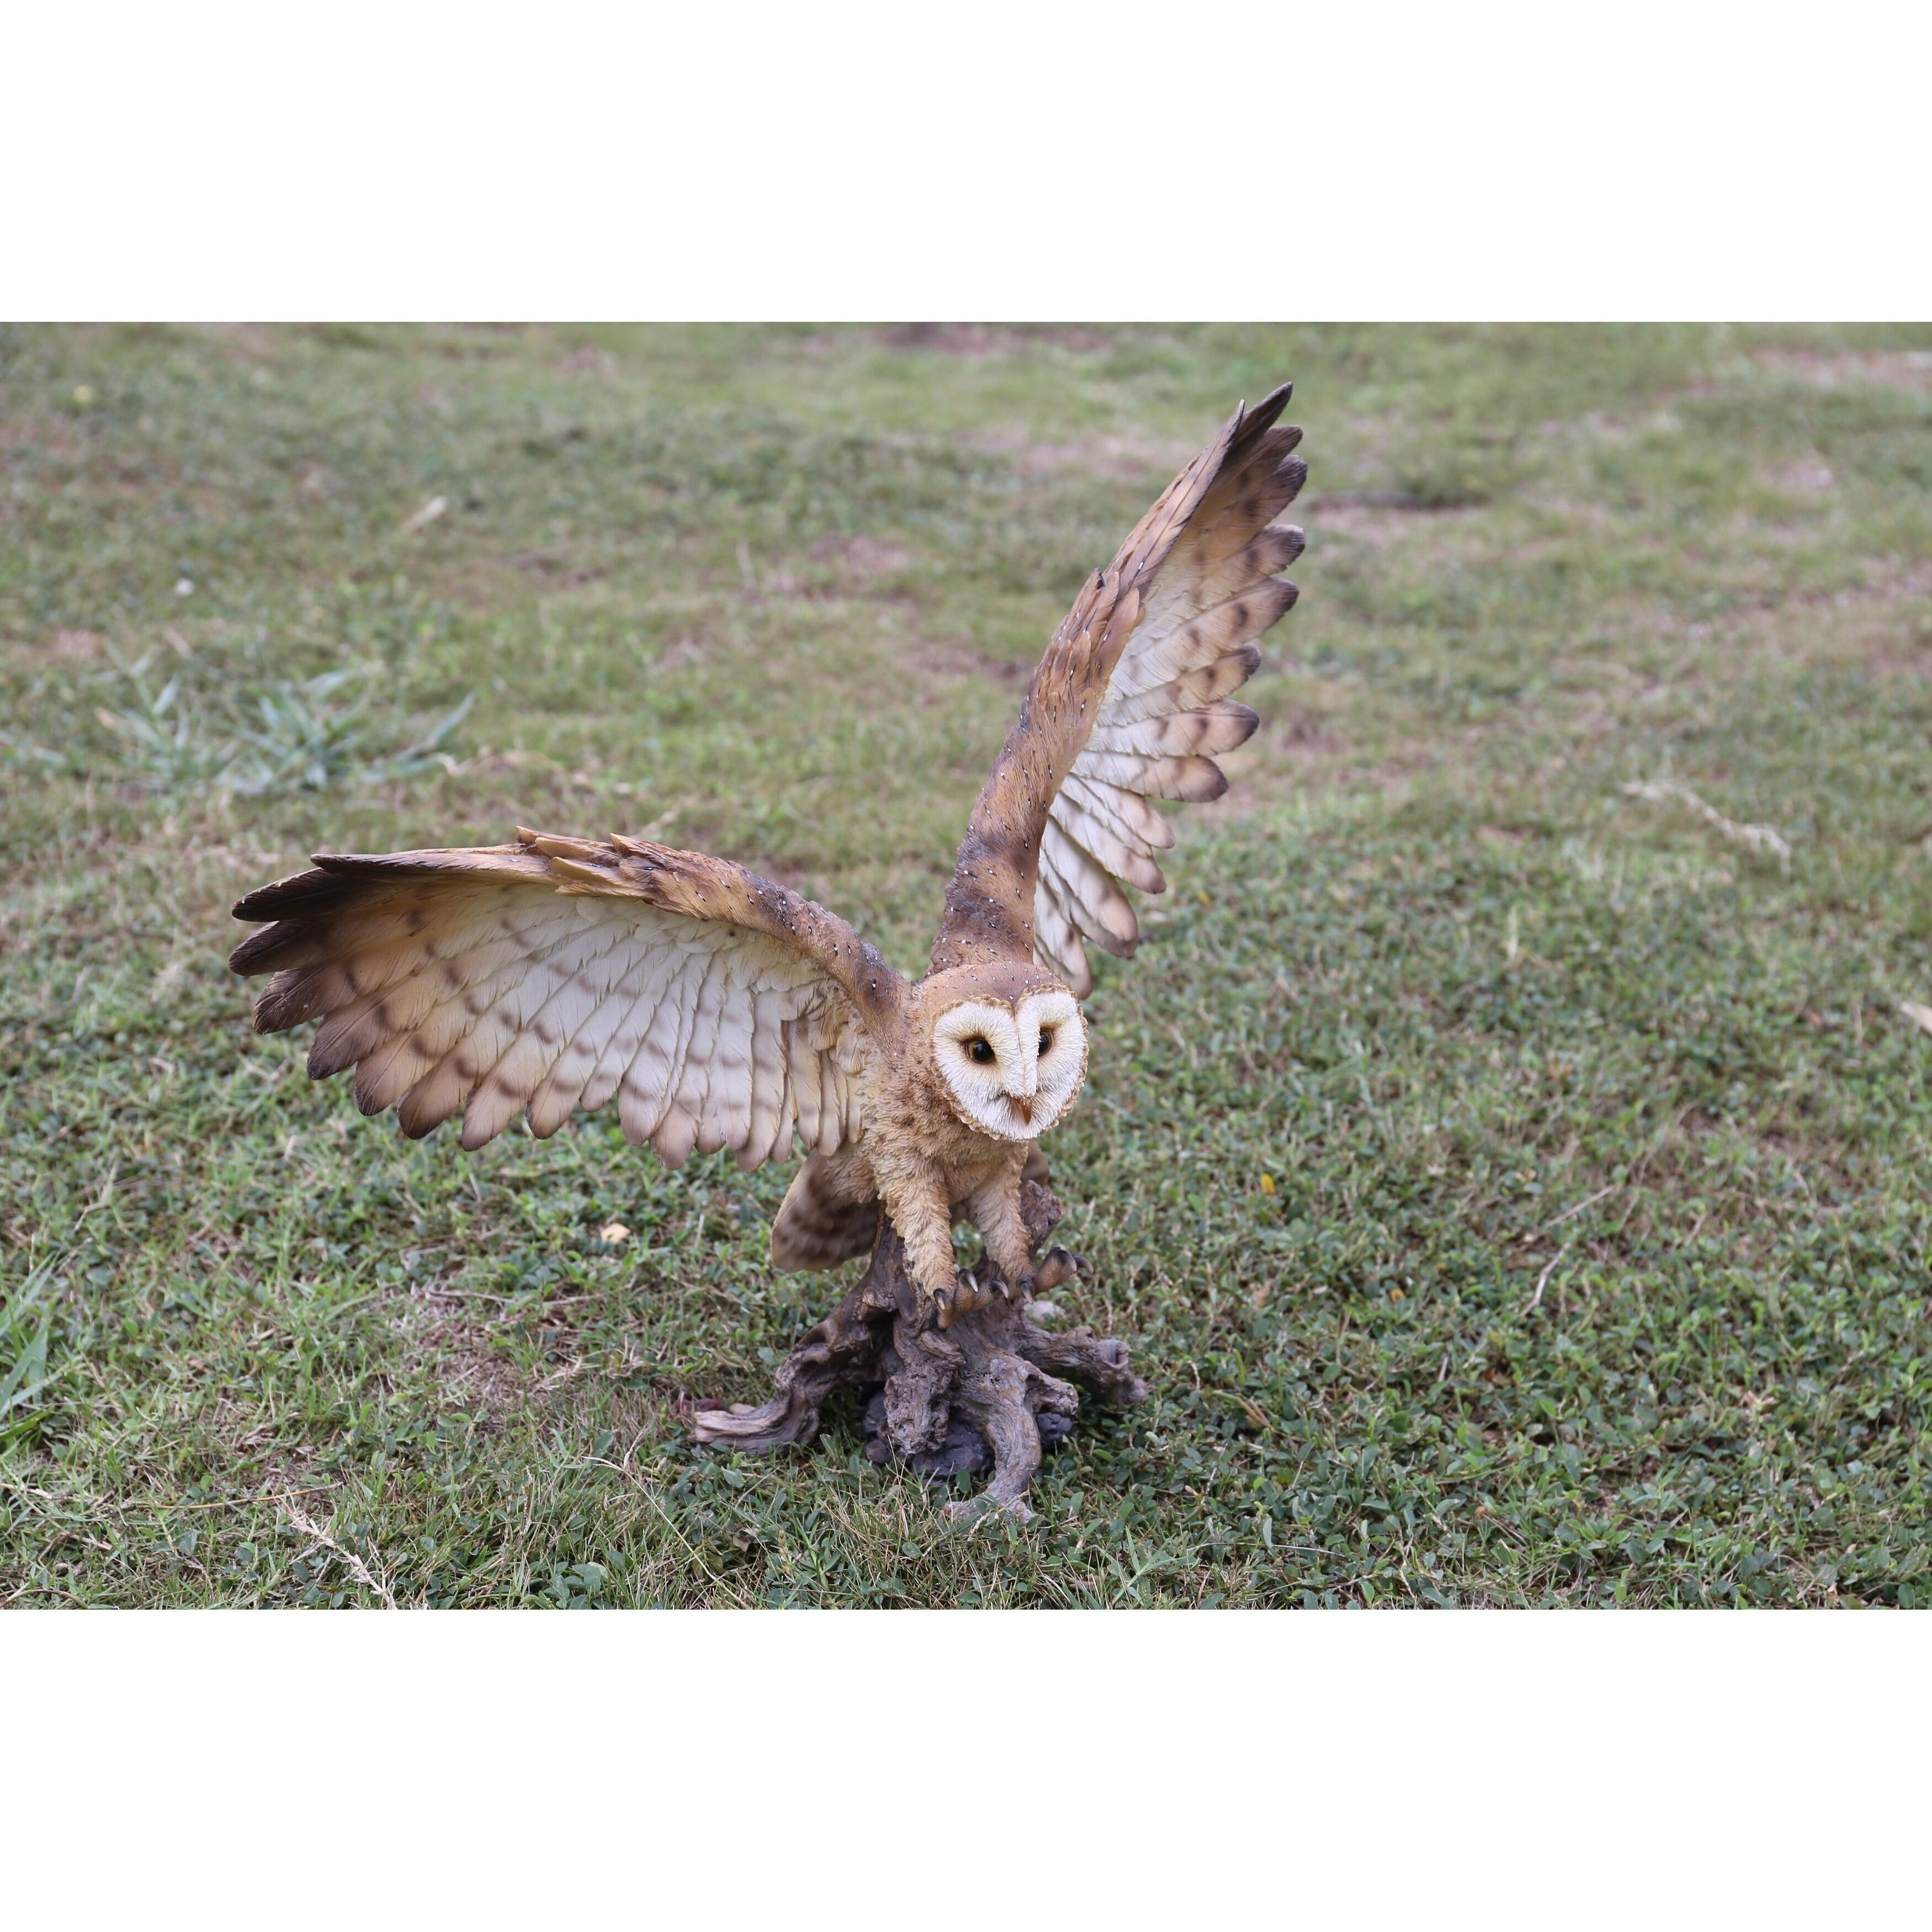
[1032,1246,1083,1294]
[936,1268,997,1328]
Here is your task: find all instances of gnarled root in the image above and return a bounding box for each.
[691,1180,1148,1519]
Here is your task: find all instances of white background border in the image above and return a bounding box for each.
[4,3,1928,318]
[7,1612,1926,1922]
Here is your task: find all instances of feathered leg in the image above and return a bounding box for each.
[878,1164,990,1328]
[961,1160,1036,1300]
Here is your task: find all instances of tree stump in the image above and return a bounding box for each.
[689,1179,1148,1519]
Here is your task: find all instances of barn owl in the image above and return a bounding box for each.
[231,386,1305,1326]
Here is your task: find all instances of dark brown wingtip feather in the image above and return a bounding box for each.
[231,864,345,927]
[229,917,323,978]
[229,928,275,976]
[1232,381,1294,450]
[1223,704,1262,749]
[251,969,330,1034]
[230,846,539,977]
[305,1021,364,1075]
[230,861,388,977]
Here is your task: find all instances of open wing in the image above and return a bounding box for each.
[230,829,903,1170]
[932,384,1304,995]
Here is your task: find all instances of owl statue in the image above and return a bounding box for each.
[231,386,1305,1344]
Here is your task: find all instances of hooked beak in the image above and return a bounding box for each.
[1009,1096,1035,1124]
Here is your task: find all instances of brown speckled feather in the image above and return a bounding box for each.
[932,384,1304,993]
[231,829,903,1165]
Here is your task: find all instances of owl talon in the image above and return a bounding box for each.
[936,1268,998,1328]
[934,1274,965,1328]
[1033,1246,1082,1294]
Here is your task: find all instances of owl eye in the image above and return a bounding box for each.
[1038,1028,1054,1056]
[965,1036,996,1065]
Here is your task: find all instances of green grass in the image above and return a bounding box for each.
[3,321,1930,1606]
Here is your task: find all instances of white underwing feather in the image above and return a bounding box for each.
[1033,428,1298,989]
[248,857,874,1170]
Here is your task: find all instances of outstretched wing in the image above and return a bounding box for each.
[932,384,1304,995]
[230,829,903,1170]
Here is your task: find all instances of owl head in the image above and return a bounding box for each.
[919,961,1088,1143]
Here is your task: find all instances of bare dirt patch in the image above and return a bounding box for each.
[808,533,911,581]
[1306,497,1484,552]
[873,323,1114,357]
[1770,457,1837,497]
[1751,347,1932,394]
[911,638,1033,689]
[188,322,284,363]
[972,421,1195,484]
[0,415,87,464]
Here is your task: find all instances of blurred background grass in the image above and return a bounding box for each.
[2,321,1929,1605]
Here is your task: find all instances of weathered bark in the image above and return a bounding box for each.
[690,1180,1147,1519]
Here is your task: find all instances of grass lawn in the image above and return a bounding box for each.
[3,321,1930,1607]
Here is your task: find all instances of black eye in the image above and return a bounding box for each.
[1038,1028,1054,1056]
[966,1036,995,1065]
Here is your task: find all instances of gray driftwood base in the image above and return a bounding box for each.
[689,1180,1147,1518]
